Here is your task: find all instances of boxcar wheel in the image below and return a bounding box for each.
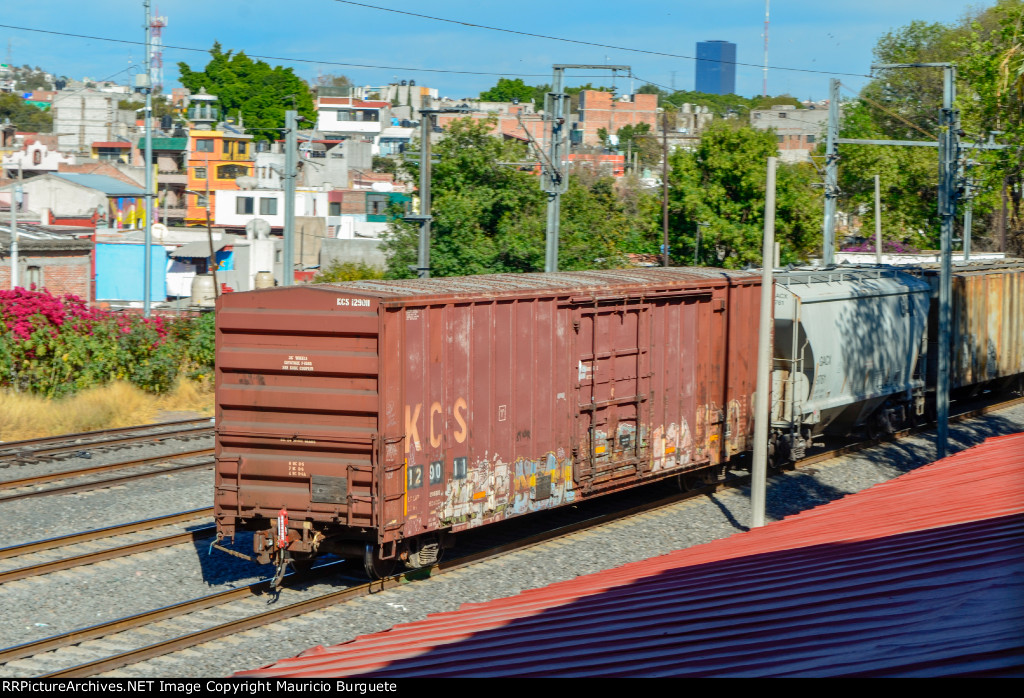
[363,544,397,580]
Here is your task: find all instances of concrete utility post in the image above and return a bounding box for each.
[661,111,669,267]
[544,64,630,273]
[9,161,21,289]
[283,109,297,286]
[751,156,778,529]
[143,0,154,316]
[874,174,882,264]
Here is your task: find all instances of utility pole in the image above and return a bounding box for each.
[142,0,154,316]
[283,109,297,286]
[544,64,630,272]
[821,78,840,265]
[9,162,21,289]
[661,111,669,267]
[751,156,777,528]
[405,105,469,279]
[874,174,882,264]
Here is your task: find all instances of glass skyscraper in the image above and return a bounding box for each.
[695,41,737,95]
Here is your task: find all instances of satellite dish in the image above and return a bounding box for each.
[246,218,272,240]
[151,222,168,239]
[236,175,258,190]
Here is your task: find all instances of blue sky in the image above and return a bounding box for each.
[1,1,982,101]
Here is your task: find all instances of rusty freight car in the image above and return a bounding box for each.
[918,260,1024,395]
[213,268,762,579]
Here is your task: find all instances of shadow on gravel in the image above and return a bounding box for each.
[762,415,1024,524]
[189,530,271,586]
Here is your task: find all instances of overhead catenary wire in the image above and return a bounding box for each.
[332,1,871,79]
[0,17,869,85]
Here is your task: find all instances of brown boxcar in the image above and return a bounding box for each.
[213,268,762,576]
[920,260,1024,393]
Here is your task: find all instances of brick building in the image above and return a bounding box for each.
[0,225,94,300]
[577,91,658,146]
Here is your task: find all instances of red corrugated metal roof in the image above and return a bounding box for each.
[237,432,1024,678]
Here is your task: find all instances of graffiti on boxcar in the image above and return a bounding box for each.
[651,420,693,472]
[438,455,511,528]
[725,397,747,455]
[693,403,724,463]
[437,451,575,528]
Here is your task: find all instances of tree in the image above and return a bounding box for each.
[479,78,536,104]
[177,43,316,142]
[381,117,648,277]
[838,2,1024,253]
[666,121,822,268]
[957,0,1024,254]
[0,93,52,132]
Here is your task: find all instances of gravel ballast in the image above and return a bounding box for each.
[1,405,1021,678]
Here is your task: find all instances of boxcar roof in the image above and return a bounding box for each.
[305,267,761,303]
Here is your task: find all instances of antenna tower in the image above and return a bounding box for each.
[762,0,770,97]
[149,10,167,91]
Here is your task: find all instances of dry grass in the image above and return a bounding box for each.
[0,379,215,442]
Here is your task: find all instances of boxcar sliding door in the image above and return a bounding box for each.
[572,301,651,492]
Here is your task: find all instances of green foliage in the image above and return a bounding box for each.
[0,93,52,132]
[178,43,316,142]
[381,117,657,277]
[839,1,1024,252]
[956,0,1024,253]
[313,261,386,283]
[837,100,939,246]
[666,121,822,268]
[479,78,536,104]
[117,93,178,120]
[372,155,399,175]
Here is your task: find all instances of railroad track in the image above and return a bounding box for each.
[4,393,1021,678]
[0,509,214,585]
[0,418,213,464]
[14,479,721,678]
[0,449,215,502]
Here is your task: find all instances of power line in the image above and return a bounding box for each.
[332,0,872,79]
[0,23,569,78]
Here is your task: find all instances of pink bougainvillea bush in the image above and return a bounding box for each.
[0,287,213,397]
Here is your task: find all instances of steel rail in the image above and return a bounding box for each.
[0,508,214,560]
[0,459,215,503]
[0,523,215,585]
[0,448,215,490]
[0,418,211,453]
[0,425,213,462]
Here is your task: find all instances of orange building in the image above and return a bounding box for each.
[184,130,254,225]
[183,89,254,225]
